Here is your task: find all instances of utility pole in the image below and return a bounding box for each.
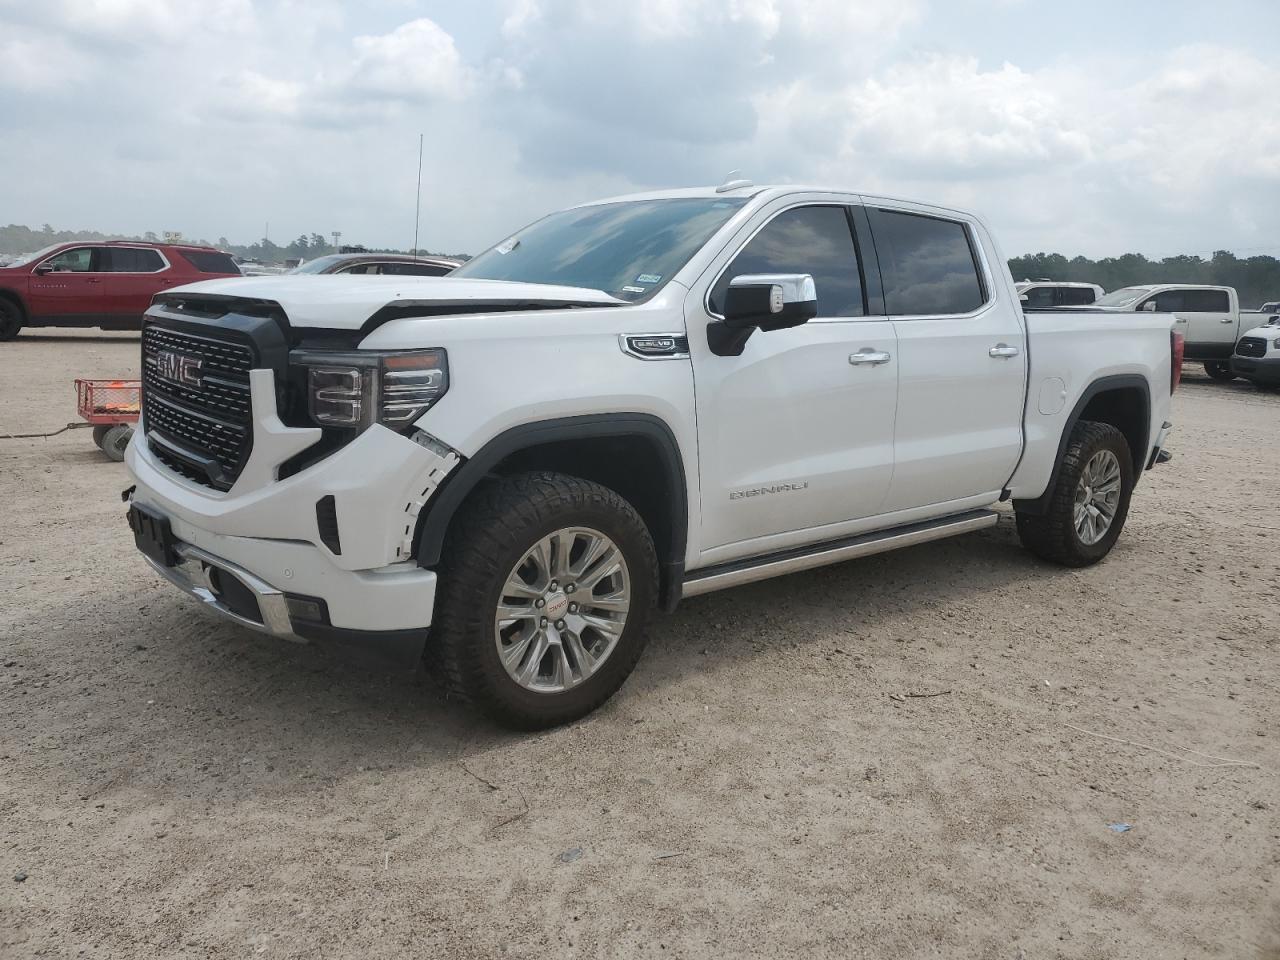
[413,133,424,259]
[331,231,341,253]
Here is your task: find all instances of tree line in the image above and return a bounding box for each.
[4,223,1278,306]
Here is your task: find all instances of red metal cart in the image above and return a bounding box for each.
[76,378,141,461]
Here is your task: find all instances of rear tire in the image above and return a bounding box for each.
[429,471,658,730]
[0,299,23,341]
[100,424,133,462]
[1016,421,1134,567]
[1203,360,1234,381]
[92,424,112,448]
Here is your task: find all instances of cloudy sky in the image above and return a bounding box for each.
[1,0,1278,258]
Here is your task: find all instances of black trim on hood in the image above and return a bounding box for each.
[152,291,622,345]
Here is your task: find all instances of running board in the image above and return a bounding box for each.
[682,509,999,599]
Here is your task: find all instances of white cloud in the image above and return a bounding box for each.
[349,18,474,101]
[0,0,1277,260]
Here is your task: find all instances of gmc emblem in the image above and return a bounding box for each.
[154,350,203,388]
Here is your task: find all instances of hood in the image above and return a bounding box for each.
[1241,321,1280,341]
[160,275,625,330]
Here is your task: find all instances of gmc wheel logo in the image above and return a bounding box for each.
[154,350,203,388]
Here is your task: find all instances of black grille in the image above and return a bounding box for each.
[142,323,255,490]
[1236,336,1268,358]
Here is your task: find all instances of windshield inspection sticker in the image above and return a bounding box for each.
[621,285,646,293]
[635,273,662,284]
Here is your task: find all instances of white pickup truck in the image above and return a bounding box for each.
[1092,283,1280,381]
[123,184,1179,728]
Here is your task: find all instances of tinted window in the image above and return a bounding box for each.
[1022,286,1056,308]
[1095,287,1149,308]
[868,209,985,315]
[181,250,240,274]
[380,261,452,276]
[42,247,96,272]
[1181,289,1229,312]
[336,263,376,275]
[106,247,164,272]
[1061,287,1098,306]
[709,206,863,317]
[291,255,348,274]
[453,197,747,302]
[1145,290,1184,312]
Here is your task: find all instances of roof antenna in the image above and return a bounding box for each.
[715,170,754,193]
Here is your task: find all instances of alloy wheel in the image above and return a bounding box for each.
[1073,449,1122,546]
[493,526,631,694]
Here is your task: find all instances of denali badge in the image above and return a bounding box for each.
[154,350,203,388]
[729,481,809,501]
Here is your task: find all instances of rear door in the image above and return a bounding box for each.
[26,246,106,322]
[864,205,1027,513]
[101,247,172,323]
[1140,288,1233,355]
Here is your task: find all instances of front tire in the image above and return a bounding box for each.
[1203,360,1234,382]
[430,472,658,729]
[1016,421,1135,567]
[0,299,23,341]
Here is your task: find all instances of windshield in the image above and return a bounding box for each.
[6,243,66,268]
[452,197,748,301]
[290,255,350,274]
[1095,286,1150,308]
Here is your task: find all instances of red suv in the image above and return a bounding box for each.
[0,241,241,340]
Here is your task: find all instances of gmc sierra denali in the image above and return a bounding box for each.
[123,184,1179,728]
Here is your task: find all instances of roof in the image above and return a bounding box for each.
[318,252,461,266]
[101,240,222,252]
[578,183,983,223]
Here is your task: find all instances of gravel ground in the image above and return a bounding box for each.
[2,330,1278,959]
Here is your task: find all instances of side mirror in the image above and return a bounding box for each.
[1019,293,1029,303]
[33,264,53,275]
[1142,301,1158,312]
[709,273,817,356]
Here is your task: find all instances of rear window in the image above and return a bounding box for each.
[180,250,241,274]
[380,261,453,276]
[868,209,986,315]
[106,247,165,272]
[1180,289,1229,312]
[1061,286,1098,306]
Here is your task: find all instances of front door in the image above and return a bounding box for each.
[863,205,1027,512]
[26,246,106,322]
[689,202,898,563]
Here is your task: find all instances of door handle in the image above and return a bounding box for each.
[88,278,102,284]
[849,348,891,365]
[989,343,1020,358]
[1220,317,1235,323]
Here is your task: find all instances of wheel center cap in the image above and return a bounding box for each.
[544,591,570,620]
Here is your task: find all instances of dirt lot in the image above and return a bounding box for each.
[2,330,1277,959]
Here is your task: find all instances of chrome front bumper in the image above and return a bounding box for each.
[143,541,298,639]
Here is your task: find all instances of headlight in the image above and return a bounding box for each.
[290,349,448,432]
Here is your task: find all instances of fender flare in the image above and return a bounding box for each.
[414,413,688,608]
[1013,374,1151,516]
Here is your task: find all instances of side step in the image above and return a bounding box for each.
[682,509,999,599]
